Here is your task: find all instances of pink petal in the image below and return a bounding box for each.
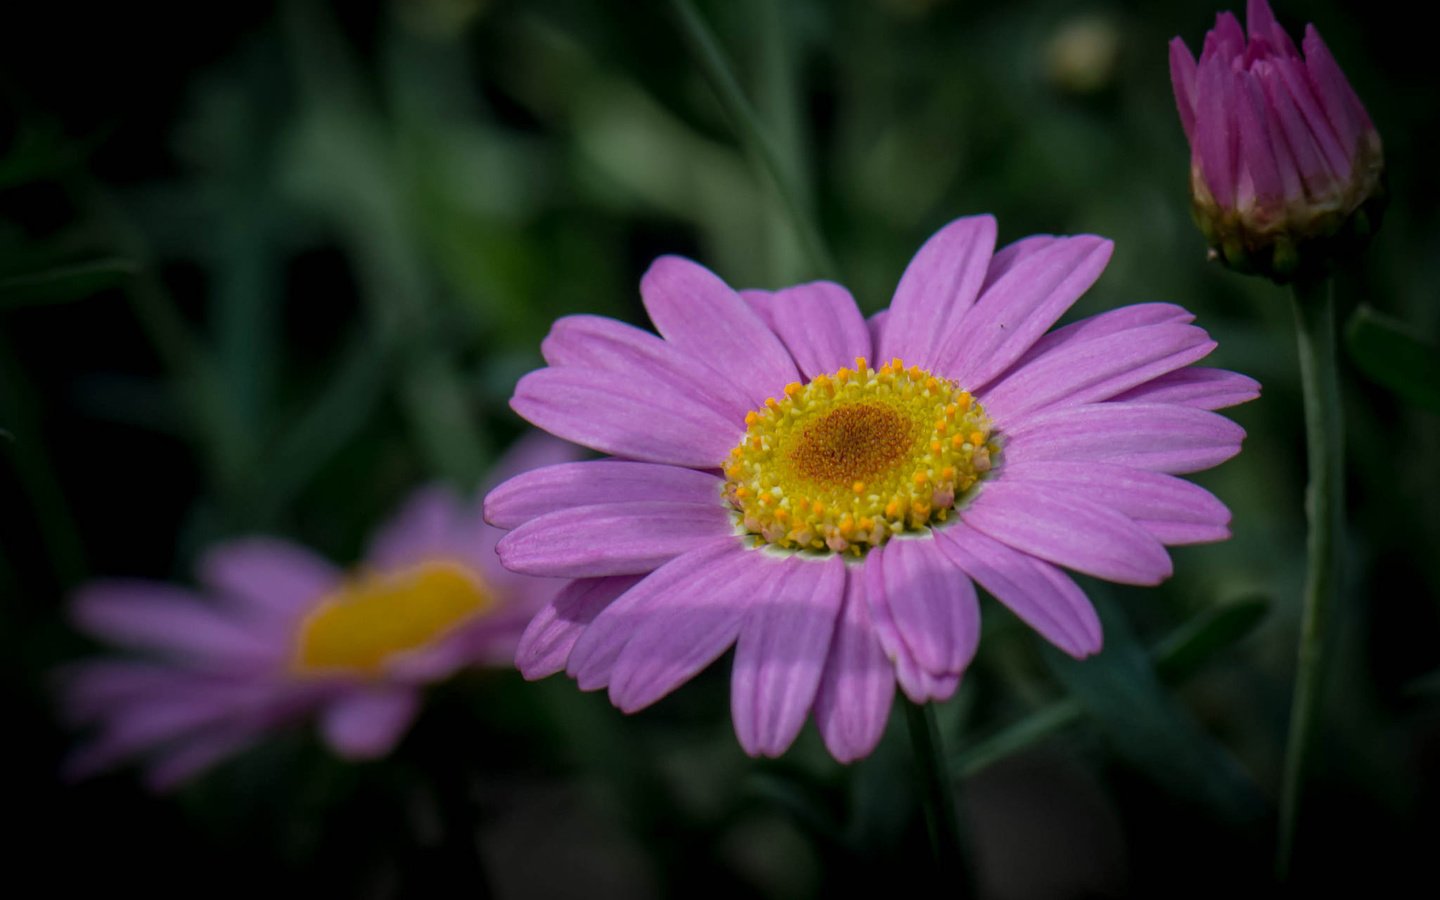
[58,660,199,724]
[1274,56,1350,176]
[939,236,1114,389]
[741,289,778,330]
[540,315,753,421]
[319,687,420,760]
[864,546,964,704]
[1170,38,1199,142]
[1194,55,1239,208]
[1235,69,1287,207]
[760,281,872,379]
[364,485,475,572]
[1111,367,1261,409]
[64,681,274,778]
[497,501,734,578]
[868,309,889,351]
[1260,63,1335,193]
[980,235,1060,295]
[867,537,979,677]
[198,539,339,621]
[960,481,1174,586]
[482,431,585,491]
[485,460,722,529]
[511,367,740,467]
[1001,401,1246,474]
[515,575,642,680]
[70,582,278,667]
[565,539,743,691]
[1245,0,1279,43]
[993,302,1194,378]
[640,256,800,409]
[979,323,1216,421]
[1303,26,1373,152]
[935,521,1102,658]
[879,215,997,368]
[602,543,773,710]
[1203,12,1247,62]
[1000,459,1232,545]
[813,569,896,763]
[731,555,846,757]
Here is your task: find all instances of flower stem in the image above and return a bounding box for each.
[1276,277,1344,879]
[668,0,839,279]
[904,700,974,890]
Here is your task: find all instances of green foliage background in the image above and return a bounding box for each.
[3,0,1436,895]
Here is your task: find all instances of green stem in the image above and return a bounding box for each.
[282,0,491,489]
[904,701,973,889]
[669,0,838,279]
[1276,277,1344,879]
[750,0,810,285]
[71,177,254,507]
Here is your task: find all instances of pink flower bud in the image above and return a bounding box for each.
[1171,0,1384,281]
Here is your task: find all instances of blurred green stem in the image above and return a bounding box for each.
[669,0,838,279]
[750,0,810,285]
[0,332,87,587]
[904,701,973,890]
[215,205,277,447]
[73,179,254,505]
[1277,277,1343,879]
[283,0,490,488]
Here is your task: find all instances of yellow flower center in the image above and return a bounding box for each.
[294,560,495,675]
[723,357,998,556]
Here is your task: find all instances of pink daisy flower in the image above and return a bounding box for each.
[488,215,1259,763]
[61,436,578,790]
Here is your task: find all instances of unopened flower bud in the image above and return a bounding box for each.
[1170,0,1384,282]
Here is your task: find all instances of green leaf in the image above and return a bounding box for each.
[1152,596,1268,683]
[0,258,138,309]
[955,597,1268,777]
[1345,305,1440,414]
[1040,590,1266,824]
[955,700,1082,777]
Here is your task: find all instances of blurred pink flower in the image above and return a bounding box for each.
[487,214,1257,763]
[60,435,578,790]
[1170,0,1383,279]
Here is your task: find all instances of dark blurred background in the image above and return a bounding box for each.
[3,0,1437,896]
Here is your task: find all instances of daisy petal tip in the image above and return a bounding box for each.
[732,723,778,760]
[514,640,566,681]
[1142,557,1175,587]
[639,254,723,302]
[1078,234,1116,266]
[321,690,420,761]
[823,734,879,766]
[966,212,999,237]
[508,375,548,424]
[933,212,998,239]
[517,661,559,682]
[610,674,672,714]
[493,533,523,571]
[480,493,506,529]
[570,667,610,693]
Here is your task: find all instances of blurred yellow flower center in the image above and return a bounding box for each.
[723,357,997,556]
[294,560,495,675]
